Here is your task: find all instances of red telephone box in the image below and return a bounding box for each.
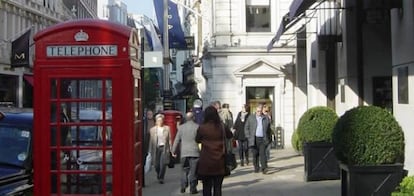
[33,19,143,195]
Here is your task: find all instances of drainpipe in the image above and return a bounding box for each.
[356,0,364,105]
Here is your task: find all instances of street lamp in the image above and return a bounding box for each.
[162,0,173,110]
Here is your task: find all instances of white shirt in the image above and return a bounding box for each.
[157,127,165,146]
[255,115,264,137]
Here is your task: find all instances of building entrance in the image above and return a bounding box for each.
[246,87,274,118]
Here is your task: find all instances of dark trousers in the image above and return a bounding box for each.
[181,157,199,191]
[238,139,249,165]
[155,146,167,180]
[251,137,267,171]
[202,175,224,196]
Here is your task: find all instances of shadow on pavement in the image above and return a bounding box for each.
[268,154,302,163]
[223,178,263,188]
[226,168,253,178]
[266,164,304,175]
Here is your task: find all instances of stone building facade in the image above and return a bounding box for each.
[0,0,96,107]
[199,0,297,147]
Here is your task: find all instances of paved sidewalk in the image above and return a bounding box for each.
[143,148,340,196]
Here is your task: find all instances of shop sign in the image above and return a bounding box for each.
[46,45,118,57]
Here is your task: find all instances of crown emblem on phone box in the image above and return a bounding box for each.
[74,30,89,42]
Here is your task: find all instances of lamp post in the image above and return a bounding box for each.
[163,0,173,110]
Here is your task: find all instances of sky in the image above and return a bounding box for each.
[123,0,154,18]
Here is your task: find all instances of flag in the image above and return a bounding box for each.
[153,0,187,49]
[11,29,31,67]
[266,22,285,52]
[142,21,163,51]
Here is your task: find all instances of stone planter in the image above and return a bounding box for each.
[303,141,340,181]
[340,163,404,196]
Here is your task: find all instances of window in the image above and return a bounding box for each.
[246,0,271,32]
[0,74,18,107]
[398,67,409,104]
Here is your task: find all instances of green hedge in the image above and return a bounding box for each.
[392,176,414,196]
[291,130,300,152]
[296,106,338,151]
[332,106,405,165]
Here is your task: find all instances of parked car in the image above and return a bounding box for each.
[66,109,112,194]
[0,108,33,195]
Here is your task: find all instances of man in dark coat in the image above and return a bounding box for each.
[244,104,272,174]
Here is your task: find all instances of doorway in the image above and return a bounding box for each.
[246,87,274,119]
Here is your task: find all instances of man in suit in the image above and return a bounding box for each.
[244,104,272,174]
[172,112,200,194]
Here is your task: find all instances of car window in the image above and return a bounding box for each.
[67,109,112,145]
[71,126,98,143]
[0,126,30,167]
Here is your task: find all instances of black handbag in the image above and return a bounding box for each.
[168,152,175,168]
[222,125,237,176]
[224,150,237,176]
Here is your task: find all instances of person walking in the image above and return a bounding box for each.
[211,100,221,111]
[143,109,155,186]
[148,114,171,184]
[220,103,233,130]
[171,112,200,194]
[233,104,250,166]
[244,104,272,174]
[263,105,273,161]
[196,106,233,196]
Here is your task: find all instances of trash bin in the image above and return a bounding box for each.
[162,110,182,144]
[275,126,284,149]
[162,110,182,164]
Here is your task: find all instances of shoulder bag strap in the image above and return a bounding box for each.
[221,123,226,154]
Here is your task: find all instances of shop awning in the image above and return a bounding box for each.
[289,0,318,19]
[267,0,318,51]
[23,75,34,86]
[267,0,401,51]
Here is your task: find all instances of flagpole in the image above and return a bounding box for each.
[162,0,172,110]
[170,0,208,21]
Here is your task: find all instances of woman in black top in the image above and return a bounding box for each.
[232,104,250,166]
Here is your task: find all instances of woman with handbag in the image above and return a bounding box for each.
[196,106,233,196]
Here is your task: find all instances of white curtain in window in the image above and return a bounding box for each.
[246,0,269,6]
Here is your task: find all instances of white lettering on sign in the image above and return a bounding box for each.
[46,45,118,57]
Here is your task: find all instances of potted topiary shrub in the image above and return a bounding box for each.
[291,130,301,155]
[296,106,339,181]
[332,106,405,196]
[392,175,414,196]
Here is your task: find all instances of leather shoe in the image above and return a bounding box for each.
[180,188,185,193]
[262,168,269,174]
[159,179,164,184]
[190,190,199,194]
